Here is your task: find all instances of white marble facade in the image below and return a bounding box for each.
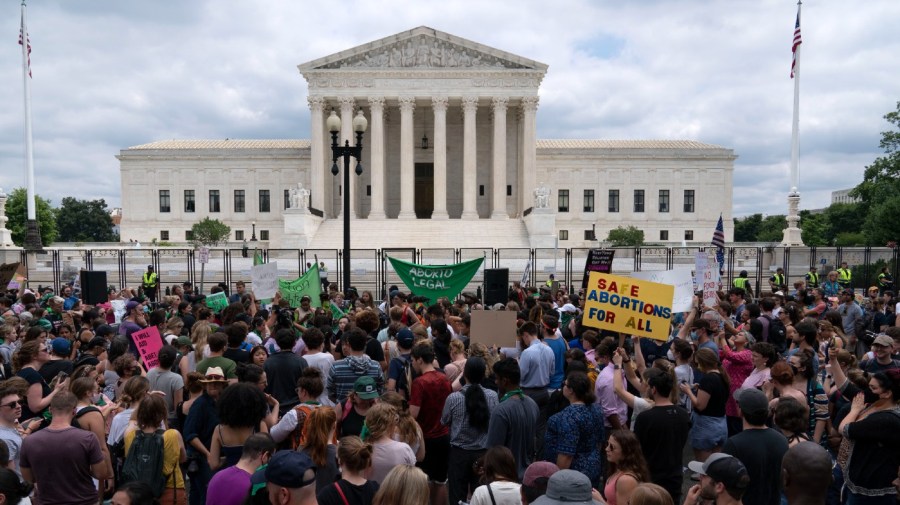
[118,27,735,248]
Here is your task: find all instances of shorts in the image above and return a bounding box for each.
[690,412,727,451]
[418,435,450,483]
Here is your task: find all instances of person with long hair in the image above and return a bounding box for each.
[235,363,279,428]
[108,376,151,448]
[604,430,651,505]
[716,329,754,436]
[0,467,33,505]
[316,436,379,505]
[544,371,605,486]
[764,361,807,411]
[12,340,69,423]
[372,464,429,505]
[179,321,212,384]
[469,446,521,505]
[208,383,268,471]
[457,342,498,391]
[379,391,425,461]
[123,394,187,504]
[680,347,730,463]
[773,397,811,447]
[628,483,675,505]
[297,406,339,493]
[111,481,159,505]
[441,357,499,505]
[365,403,416,485]
[788,348,829,443]
[443,339,467,386]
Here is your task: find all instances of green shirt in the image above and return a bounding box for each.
[195,356,237,379]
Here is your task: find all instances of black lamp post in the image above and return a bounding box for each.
[250,221,257,241]
[327,108,368,297]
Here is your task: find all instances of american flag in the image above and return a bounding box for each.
[19,8,31,78]
[791,5,802,78]
[712,214,726,272]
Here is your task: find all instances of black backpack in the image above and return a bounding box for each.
[764,315,787,353]
[120,429,168,497]
[392,355,418,400]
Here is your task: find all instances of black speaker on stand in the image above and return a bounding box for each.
[484,268,509,306]
[80,270,108,305]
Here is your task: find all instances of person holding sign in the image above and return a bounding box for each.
[679,348,730,467]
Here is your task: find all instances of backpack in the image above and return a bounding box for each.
[854,311,876,344]
[392,355,418,400]
[120,430,168,498]
[764,315,787,353]
[287,404,318,450]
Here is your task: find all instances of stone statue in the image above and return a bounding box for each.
[533,183,551,209]
[290,183,310,210]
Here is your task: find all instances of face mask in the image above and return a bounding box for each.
[92,392,102,404]
[863,388,881,404]
[690,331,699,341]
[143,306,151,314]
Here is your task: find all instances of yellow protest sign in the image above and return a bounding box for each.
[582,271,674,341]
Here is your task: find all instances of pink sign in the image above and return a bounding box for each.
[132,326,163,370]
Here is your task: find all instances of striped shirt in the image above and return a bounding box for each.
[327,355,384,405]
[441,384,499,450]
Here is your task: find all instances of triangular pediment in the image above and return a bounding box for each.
[298,26,548,72]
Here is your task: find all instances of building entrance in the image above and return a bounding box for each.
[414,163,434,218]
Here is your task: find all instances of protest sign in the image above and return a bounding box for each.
[279,264,322,308]
[250,261,279,299]
[582,249,615,289]
[205,291,228,313]
[0,263,26,290]
[582,271,673,341]
[388,256,483,302]
[695,253,719,308]
[111,300,127,324]
[132,326,163,370]
[630,268,694,313]
[469,309,518,348]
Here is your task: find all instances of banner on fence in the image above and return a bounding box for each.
[132,325,163,370]
[695,253,719,308]
[205,291,228,313]
[279,264,322,308]
[0,263,26,290]
[583,271,673,341]
[582,249,616,289]
[387,256,483,302]
[251,261,279,299]
[630,268,694,313]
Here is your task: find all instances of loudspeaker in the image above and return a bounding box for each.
[80,270,108,305]
[484,268,509,306]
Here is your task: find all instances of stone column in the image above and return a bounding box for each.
[521,96,539,215]
[491,96,509,219]
[367,97,386,219]
[307,96,326,214]
[398,96,416,219]
[0,187,15,247]
[431,96,449,219]
[338,97,356,218]
[461,96,479,219]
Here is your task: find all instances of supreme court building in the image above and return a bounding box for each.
[118,26,735,249]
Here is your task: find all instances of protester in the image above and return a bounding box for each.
[206,433,275,505]
[685,453,750,505]
[544,371,604,486]
[183,367,226,505]
[604,429,650,505]
[366,402,416,485]
[0,466,32,505]
[409,341,452,505]
[781,442,833,505]
[316,435,379,505]
[372,464,429,505]
[208,382,269,471]
[469,446,522,505]
[681,347,730,464]
[265,450,319,505]
[123,394,187,503]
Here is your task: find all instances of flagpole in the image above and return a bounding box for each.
[20,0,42,251]
[782,0,804,246]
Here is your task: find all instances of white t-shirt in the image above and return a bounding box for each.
[303,352,336,406]
[630,397,652,430]
[470,481,522,505]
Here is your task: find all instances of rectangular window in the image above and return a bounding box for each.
[507,185,512,196]
[659,190,670,213]
[159,190,171,213]
[558,190,569,212]
[583,190,595,213]
[284,189,290,210]
[208,190,220,213]
[479,185,485,196]
[559,230,568,241]
[160,230,169,241]
[684,190,695,213]
[367,185,372,196]
[660,230,669,241]
[184,190,195,213]
[260,230,270,241]
[634,189,645,213]
[235,230,244,241]
[234,190,245,213]
[608,190,619,213]
[185,230,194,241]
[584,229,596,241]
[259,190,271,213]
[685,230,694,240]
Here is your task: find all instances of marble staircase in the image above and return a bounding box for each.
[307,217,532,249]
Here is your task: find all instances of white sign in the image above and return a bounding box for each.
[695,253,719,308]
[630,268,694,313]
[198,247,210,264]
[111,299,127,324]
[251,261,279,299]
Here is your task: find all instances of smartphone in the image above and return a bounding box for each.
[57,371,69,382]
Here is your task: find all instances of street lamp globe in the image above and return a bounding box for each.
[352,109,368,133]
[326,110,341,133]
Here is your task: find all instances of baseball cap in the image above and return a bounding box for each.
[687,453,749,491]
[733,388,769,416]
[200,367,228,383]
[559,303,577,314]
[95,324,115,338]
[51,337,71,355]
[36,319,53,332]
[533,469,602,505]
[175,335,194,350]
[523,461,559,487]
[125,300,141,312]
[396,328,414,349]
[841,289,854,297]
[353,376,379,400]
[872,334,893,347]
[265,451,317,488]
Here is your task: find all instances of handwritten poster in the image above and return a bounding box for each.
[630,268,694,313]
[250,261,279,299]
[132,326,163,370]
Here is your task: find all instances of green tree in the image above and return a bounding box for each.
[56,197,117,242]
[4,187,57,246]
[834,232,866,247]
[799,210,828,246]
[852,101,900,243]
[606,226,644,247]
[823,203,865,243]
[190,218,231,246]
[734,214,763,242]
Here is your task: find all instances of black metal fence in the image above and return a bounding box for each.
[16,246,899,300]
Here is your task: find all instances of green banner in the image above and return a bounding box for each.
[278,264,322,308]
[205,291,228,313]
[388,256,483,302]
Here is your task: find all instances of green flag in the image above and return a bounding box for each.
[387,256,483,302]
[253,249,264,266]
[278,264,322,308]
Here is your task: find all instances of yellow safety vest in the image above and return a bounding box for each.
[142,272,158,288]
[733,278,749,290]
[837,268,852,284]
[772,273,784,286]
[806,272,819,287]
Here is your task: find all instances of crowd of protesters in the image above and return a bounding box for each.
[0,267,897,505]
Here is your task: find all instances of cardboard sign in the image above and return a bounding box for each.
[205,291,228,313]
[469,309,518,348]
[250,261,279,299]
[583,271,674,341]
[695,253,719,308]
[630,268,694,313]
[132,326,163,370]
[582,249,615,289]
[0,263,26,290]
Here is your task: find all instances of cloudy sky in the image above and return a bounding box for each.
[0,0,897,217]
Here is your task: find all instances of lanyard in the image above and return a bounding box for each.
[500,389,524,403]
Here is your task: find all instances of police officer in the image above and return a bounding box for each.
[837,262,852,291]
[141,265,159,303]
[877,267,894,294]
[805,266,820,289]
[733,270,753,299]
[769,267,787,293]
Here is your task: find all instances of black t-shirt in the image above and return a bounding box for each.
[223,348,250,364]
[697,372,728,417]
[38,359,74,383]
[316,479,380,505]
[633,405,691,499]
[340,406,366,439]
[364,337,384,364]
[722,428,789,505]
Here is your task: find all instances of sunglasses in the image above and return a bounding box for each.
[0,400,23,409]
